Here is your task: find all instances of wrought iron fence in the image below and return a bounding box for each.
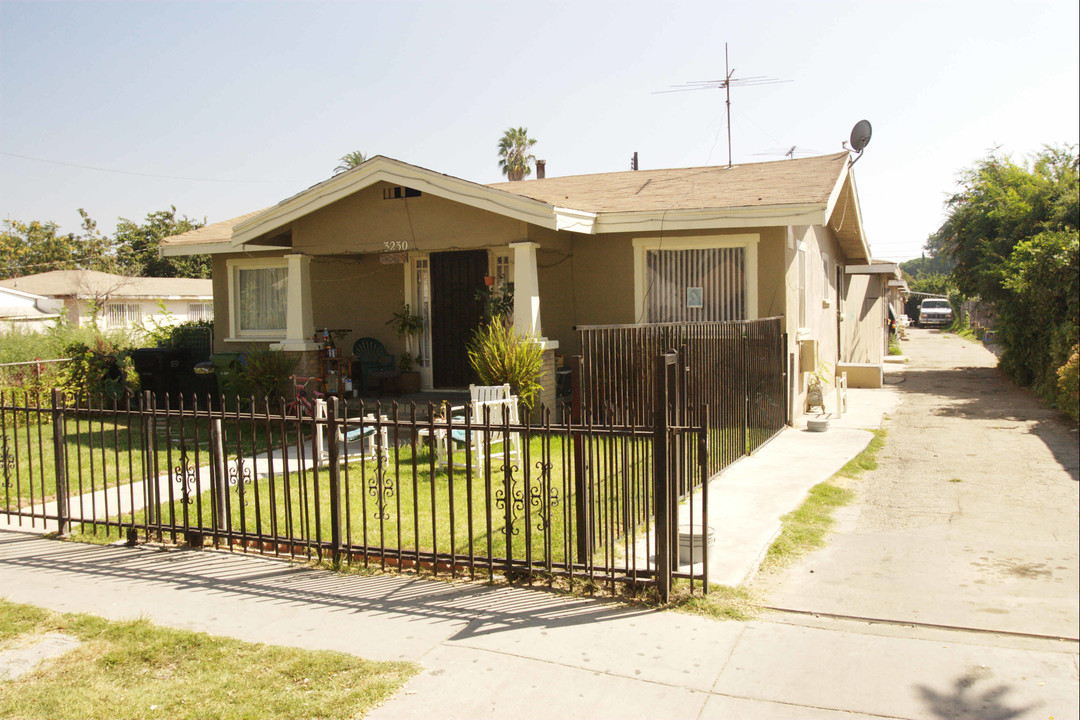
[2,383,707,600]
[577,317,787,478]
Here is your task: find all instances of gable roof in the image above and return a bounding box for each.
[160,153,869,261]
[0,270,211,299]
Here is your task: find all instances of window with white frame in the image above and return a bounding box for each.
[634,235,758,323]
[188,302,213,321]
[106,302,142,328]
[495,254,512,286]
[229,260,288,337]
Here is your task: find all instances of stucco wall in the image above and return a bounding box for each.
[842,273,886,365]
[292,182,528,255]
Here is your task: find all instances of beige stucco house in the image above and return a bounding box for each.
[160,153,887,418]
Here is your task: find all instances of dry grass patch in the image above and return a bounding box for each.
[0,599,417,720]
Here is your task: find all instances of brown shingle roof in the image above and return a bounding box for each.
[487,152,849,213]
[159,209,266,248]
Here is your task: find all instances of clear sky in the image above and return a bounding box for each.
[1,0,1077,262]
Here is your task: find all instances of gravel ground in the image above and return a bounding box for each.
[756,327,1080,639]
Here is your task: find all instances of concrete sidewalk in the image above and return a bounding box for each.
[2,528,1076,719]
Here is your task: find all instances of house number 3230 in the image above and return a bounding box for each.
[383,241,408,252]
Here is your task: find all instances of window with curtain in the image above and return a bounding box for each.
[106,303,142,328]
[235,266,287,334]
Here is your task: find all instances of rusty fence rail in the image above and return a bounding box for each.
[2,382,707,599]
[577,317,787,481]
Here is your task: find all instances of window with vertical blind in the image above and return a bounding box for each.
[634,235,758,324]
[227,259,288,338]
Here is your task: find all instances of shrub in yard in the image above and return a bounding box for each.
[1057,344,1079,424]
[232,348,299,407]
[466,320,544,410]
[59,336,138,402]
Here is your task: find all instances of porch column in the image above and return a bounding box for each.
[510,241,543,338]
[276,253,319,351]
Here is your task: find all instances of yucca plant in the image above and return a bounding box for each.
[466,320,544,410]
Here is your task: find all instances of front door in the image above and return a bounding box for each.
[430,250,487,388]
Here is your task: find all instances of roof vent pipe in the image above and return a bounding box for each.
[536,160,546,179]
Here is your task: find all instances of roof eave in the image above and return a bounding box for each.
[231,157,559,247]
[160,242,282,257]
[591,203,827,234]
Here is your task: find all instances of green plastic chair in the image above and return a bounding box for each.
[352,337,396,393]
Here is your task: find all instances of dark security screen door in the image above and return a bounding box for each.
[430,250,487,388]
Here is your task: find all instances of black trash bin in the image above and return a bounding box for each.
[130,348,185,407]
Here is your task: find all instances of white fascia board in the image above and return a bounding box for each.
[160,242,280,257]
[826,163,872,262]
[231,158,558,247]
[554,207,597,233]
[593,203,825,234]
[846,263,898,275]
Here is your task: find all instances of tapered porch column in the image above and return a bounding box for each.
[275,253,319,351]
[511,241,544,339]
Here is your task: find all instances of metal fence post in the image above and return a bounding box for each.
[210,417,227,533]
[570,355,591,564]
[327,396,343,563]
[50,389,69,536]
[653,352,673,603]
[142,390,158,526]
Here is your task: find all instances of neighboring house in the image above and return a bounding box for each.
[0,270,213,333]
[0,286,63,333]
[160,153,885,418]
[840,261,907,385]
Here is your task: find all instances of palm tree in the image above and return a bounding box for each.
[334,151,368,175]
[497,128,536,181]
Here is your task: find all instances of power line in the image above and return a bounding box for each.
[0,151,293,184]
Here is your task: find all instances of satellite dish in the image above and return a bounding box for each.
[849,120,872,153]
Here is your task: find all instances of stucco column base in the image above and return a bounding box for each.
[530,347,558,423]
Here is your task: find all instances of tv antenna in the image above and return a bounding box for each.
[752,146,821,160]
[655,43,790,168]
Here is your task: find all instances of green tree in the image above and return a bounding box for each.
[0,210,115,280]
[113,206,208,278]
[334,151,368,174]
[497,127,536,181]
[935,145,1079,411]
[937,146,1078,305]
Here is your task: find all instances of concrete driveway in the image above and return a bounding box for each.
[758,328,1080,640]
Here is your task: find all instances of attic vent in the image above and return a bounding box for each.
[383,186,421,200]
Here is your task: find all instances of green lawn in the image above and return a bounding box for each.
[0,599,417,720]
[75,432,657,573]
[1,410,283,509]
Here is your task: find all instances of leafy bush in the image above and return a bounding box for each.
[1,324,136,397]
[59,336,138,402]
[230,348,299,407]
[1057,345,1079,424]
[466,320,543,410]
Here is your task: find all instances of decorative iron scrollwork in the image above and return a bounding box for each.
[494,461,524,535]
[367,466,394,521]
[173,452,198,505]
[530,459,559,532]
[1,438,13,489]
[228,459,252,505]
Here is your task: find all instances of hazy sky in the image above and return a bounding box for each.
[2,1,1077,262]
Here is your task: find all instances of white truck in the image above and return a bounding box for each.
[917,298,954,328]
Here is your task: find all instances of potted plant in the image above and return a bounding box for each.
[387,304,424,393]
[398,352,421,394]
